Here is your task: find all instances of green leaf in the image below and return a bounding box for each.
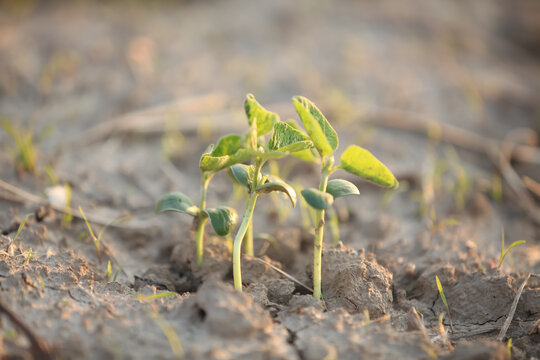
[200,148,253,173]
[339,145,398,189]
[156,192,199,216]
[203,207,238,236]
[230,164,260,189]
[268,122,313,153]
[301,188,334,210]
[210,134,243,157]
[244,94,279,136]
[326,179,360,199]
[255,176,297,207]
[292,96,338,157]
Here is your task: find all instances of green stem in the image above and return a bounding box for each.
[233,193,258,291]
[195,173,212,267]
[244,218,254,256]
[233,159,264,291]
[313,159,332,300]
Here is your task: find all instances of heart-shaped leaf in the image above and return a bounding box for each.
[203,207,238,236]
[339,145,399,189]
[255,176,297,207]
[268,122,314,153]
[244,94,279,136]
[293,96,338,157]
[301,188,334,210]
[326,179,360,199]
[156,192,199,216]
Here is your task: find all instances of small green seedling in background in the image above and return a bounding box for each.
[1,119,38,174]
[436,275,454,334]
[106,260,112,280]
[79,206,126,263]
[497,228,526,270]
[292,96,398,299]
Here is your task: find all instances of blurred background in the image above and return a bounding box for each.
[1,0,540,240]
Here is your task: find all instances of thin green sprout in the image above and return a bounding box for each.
[497,228,526,270]
[436,275,454,334]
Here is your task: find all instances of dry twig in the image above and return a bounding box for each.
[0,297,54,359]
[497,273,531,341]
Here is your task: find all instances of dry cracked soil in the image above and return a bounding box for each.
[0,0,539,359]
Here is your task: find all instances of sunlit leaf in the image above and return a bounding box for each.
[268,122,314,153]
[211,134,243,157]
[155,192,199,216]
[244,94,279,136]
[255,175,297,207]
[203,207,238,236]
[326,179,360,199]
[200,149,253,173]
[292,96,338,157]
[339,145,398,189]
[301,188,334,210]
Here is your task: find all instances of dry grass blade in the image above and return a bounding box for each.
[250,256,313,293]
[497,273,532,341]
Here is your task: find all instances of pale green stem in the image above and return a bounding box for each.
[244,196,254,256]
[233,193,258,291]
[195,173,212,267]
[233,159,264,291]
[313,162,331,300]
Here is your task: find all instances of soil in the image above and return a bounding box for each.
[1,0,540,359]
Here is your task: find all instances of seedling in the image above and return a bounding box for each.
[106,260,112,280]
[229,95,313,291]
[156,123,253,265]
[1,119,37,174]
[497,228,526,270]
[79,206,126,263]
[436,275,454,334]
[507,338,512,358]
[292,96,398,299]
[438,312,454,351]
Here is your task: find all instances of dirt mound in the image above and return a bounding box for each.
[321,244,393,317]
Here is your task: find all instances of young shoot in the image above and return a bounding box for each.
[79,206,126,263]
[1,119,38,174]
[497,228,526,271]
[435,275,454,334]
[292,96,398,299]
[229,95,314,291]
[156,131,249,265]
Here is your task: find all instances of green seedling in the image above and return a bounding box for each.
[106,260,112,280]
[157,123,253,265]
[229,95,314,291]
[79,206,126,263]
[497,228,526,271]
[1,119,37,174]
[292,96,398,299]
[507,338,512,358]
[436,275,454,334]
